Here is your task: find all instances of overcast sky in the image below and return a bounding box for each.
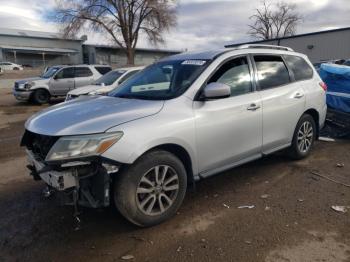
[0,0,349,51]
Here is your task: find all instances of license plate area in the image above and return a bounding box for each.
[26,149,77,191]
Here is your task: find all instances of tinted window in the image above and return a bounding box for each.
[95,66,112,75]
[284,55,313,81]
[254,55,290,90]
[344,60,350,66]
[95,70,125,86]
[55,67,75,79]
[74,67,93,77]
[208,57,252,96]
[119,70,140,84]
[42,67,61,78]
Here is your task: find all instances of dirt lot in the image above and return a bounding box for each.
[1,85,350,262]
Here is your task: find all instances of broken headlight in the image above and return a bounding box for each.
[45,132,123,161]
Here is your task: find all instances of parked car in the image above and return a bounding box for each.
[22,45,326,227]
[0,67,3,76]
[65,66,144,101]
[343,60,350,66]
[0,62,23,70]
[13,64,112,104]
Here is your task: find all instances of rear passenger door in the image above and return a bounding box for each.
[73,67,94,89]
[252,55,306,153]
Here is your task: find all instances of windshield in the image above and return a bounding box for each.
[109,59,210,100]
[344,60,350,66]
[95,70,125,86]
[42,67,61,78]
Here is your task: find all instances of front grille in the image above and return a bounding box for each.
[21,130,60,160]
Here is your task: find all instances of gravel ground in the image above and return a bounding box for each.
[0,86,350,262]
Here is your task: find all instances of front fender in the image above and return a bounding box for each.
[30,85,50,93]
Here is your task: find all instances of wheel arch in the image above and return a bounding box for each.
[142,143,196,184]
[303,108,320,138]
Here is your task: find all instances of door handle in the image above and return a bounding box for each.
[294,93,304,99]
[247,103,261,111]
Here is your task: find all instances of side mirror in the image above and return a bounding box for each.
[203,82,231,99]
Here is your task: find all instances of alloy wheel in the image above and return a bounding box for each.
[297,121,313,153]
[136,165,179,216]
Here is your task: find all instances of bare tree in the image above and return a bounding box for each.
[53,0,177,65]
[248,0,302,40]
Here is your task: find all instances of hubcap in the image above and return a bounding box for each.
[297,121,313,153]
[136,165,179,216]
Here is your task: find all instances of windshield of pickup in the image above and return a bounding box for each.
[42,66,61,79]
[95,70,125,86]
[109,59,210,100]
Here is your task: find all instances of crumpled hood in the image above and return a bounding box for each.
[68,84,113,96]
[25,96,164,136]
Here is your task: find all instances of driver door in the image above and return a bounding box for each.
[49,67,75,96]
[194,56,263,176]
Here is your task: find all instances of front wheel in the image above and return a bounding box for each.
[32,89,50,104]
[288,114,316,159]
[114,150,187,227]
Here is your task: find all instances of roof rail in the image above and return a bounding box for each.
[236,44,294,52]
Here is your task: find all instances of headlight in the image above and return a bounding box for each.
[45,132,123,161]
[24,82,35,90]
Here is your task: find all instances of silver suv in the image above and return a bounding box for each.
[13,64,111,104]
[22,45,327,226]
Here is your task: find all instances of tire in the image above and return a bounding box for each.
[13,67,19,70]
[288,114,316,159]
[32,89,50,104]
[114,150,187,227]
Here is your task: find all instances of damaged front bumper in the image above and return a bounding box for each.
[26,149,120,208]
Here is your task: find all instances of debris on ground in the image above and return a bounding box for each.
[244,240,252,245]
[319,136,336,142]
[265,206,271,211]
[298,199,304,202]
[238,205,255,209]
[176,246,182,252]
[260,194,269,199]
[121,254,134,260]
[310,171,350,187]
[331,206,348,213]
[336,163,345,168]
[223,203,230,209]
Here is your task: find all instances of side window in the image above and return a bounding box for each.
[254,55,290,90]
[284,55,313,81]
[55,67,74,79]
[74,67,93,78]
[208,56,252,97]
[119,70,139,84]
[95,66,112,75]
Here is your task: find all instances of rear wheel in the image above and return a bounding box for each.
[32,89,50,104]
[114,150,187,227]
[289,114,316,159]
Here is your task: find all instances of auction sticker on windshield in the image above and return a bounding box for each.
[181,60,207,66]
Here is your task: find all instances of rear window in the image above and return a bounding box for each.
[254,55,290,90]
[74,67,93,77]
[95,66,112,75]
[284,55,313,81]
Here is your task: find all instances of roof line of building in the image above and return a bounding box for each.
[0,28,84,42]
[226,26,350,47]
[85,44,181,53]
